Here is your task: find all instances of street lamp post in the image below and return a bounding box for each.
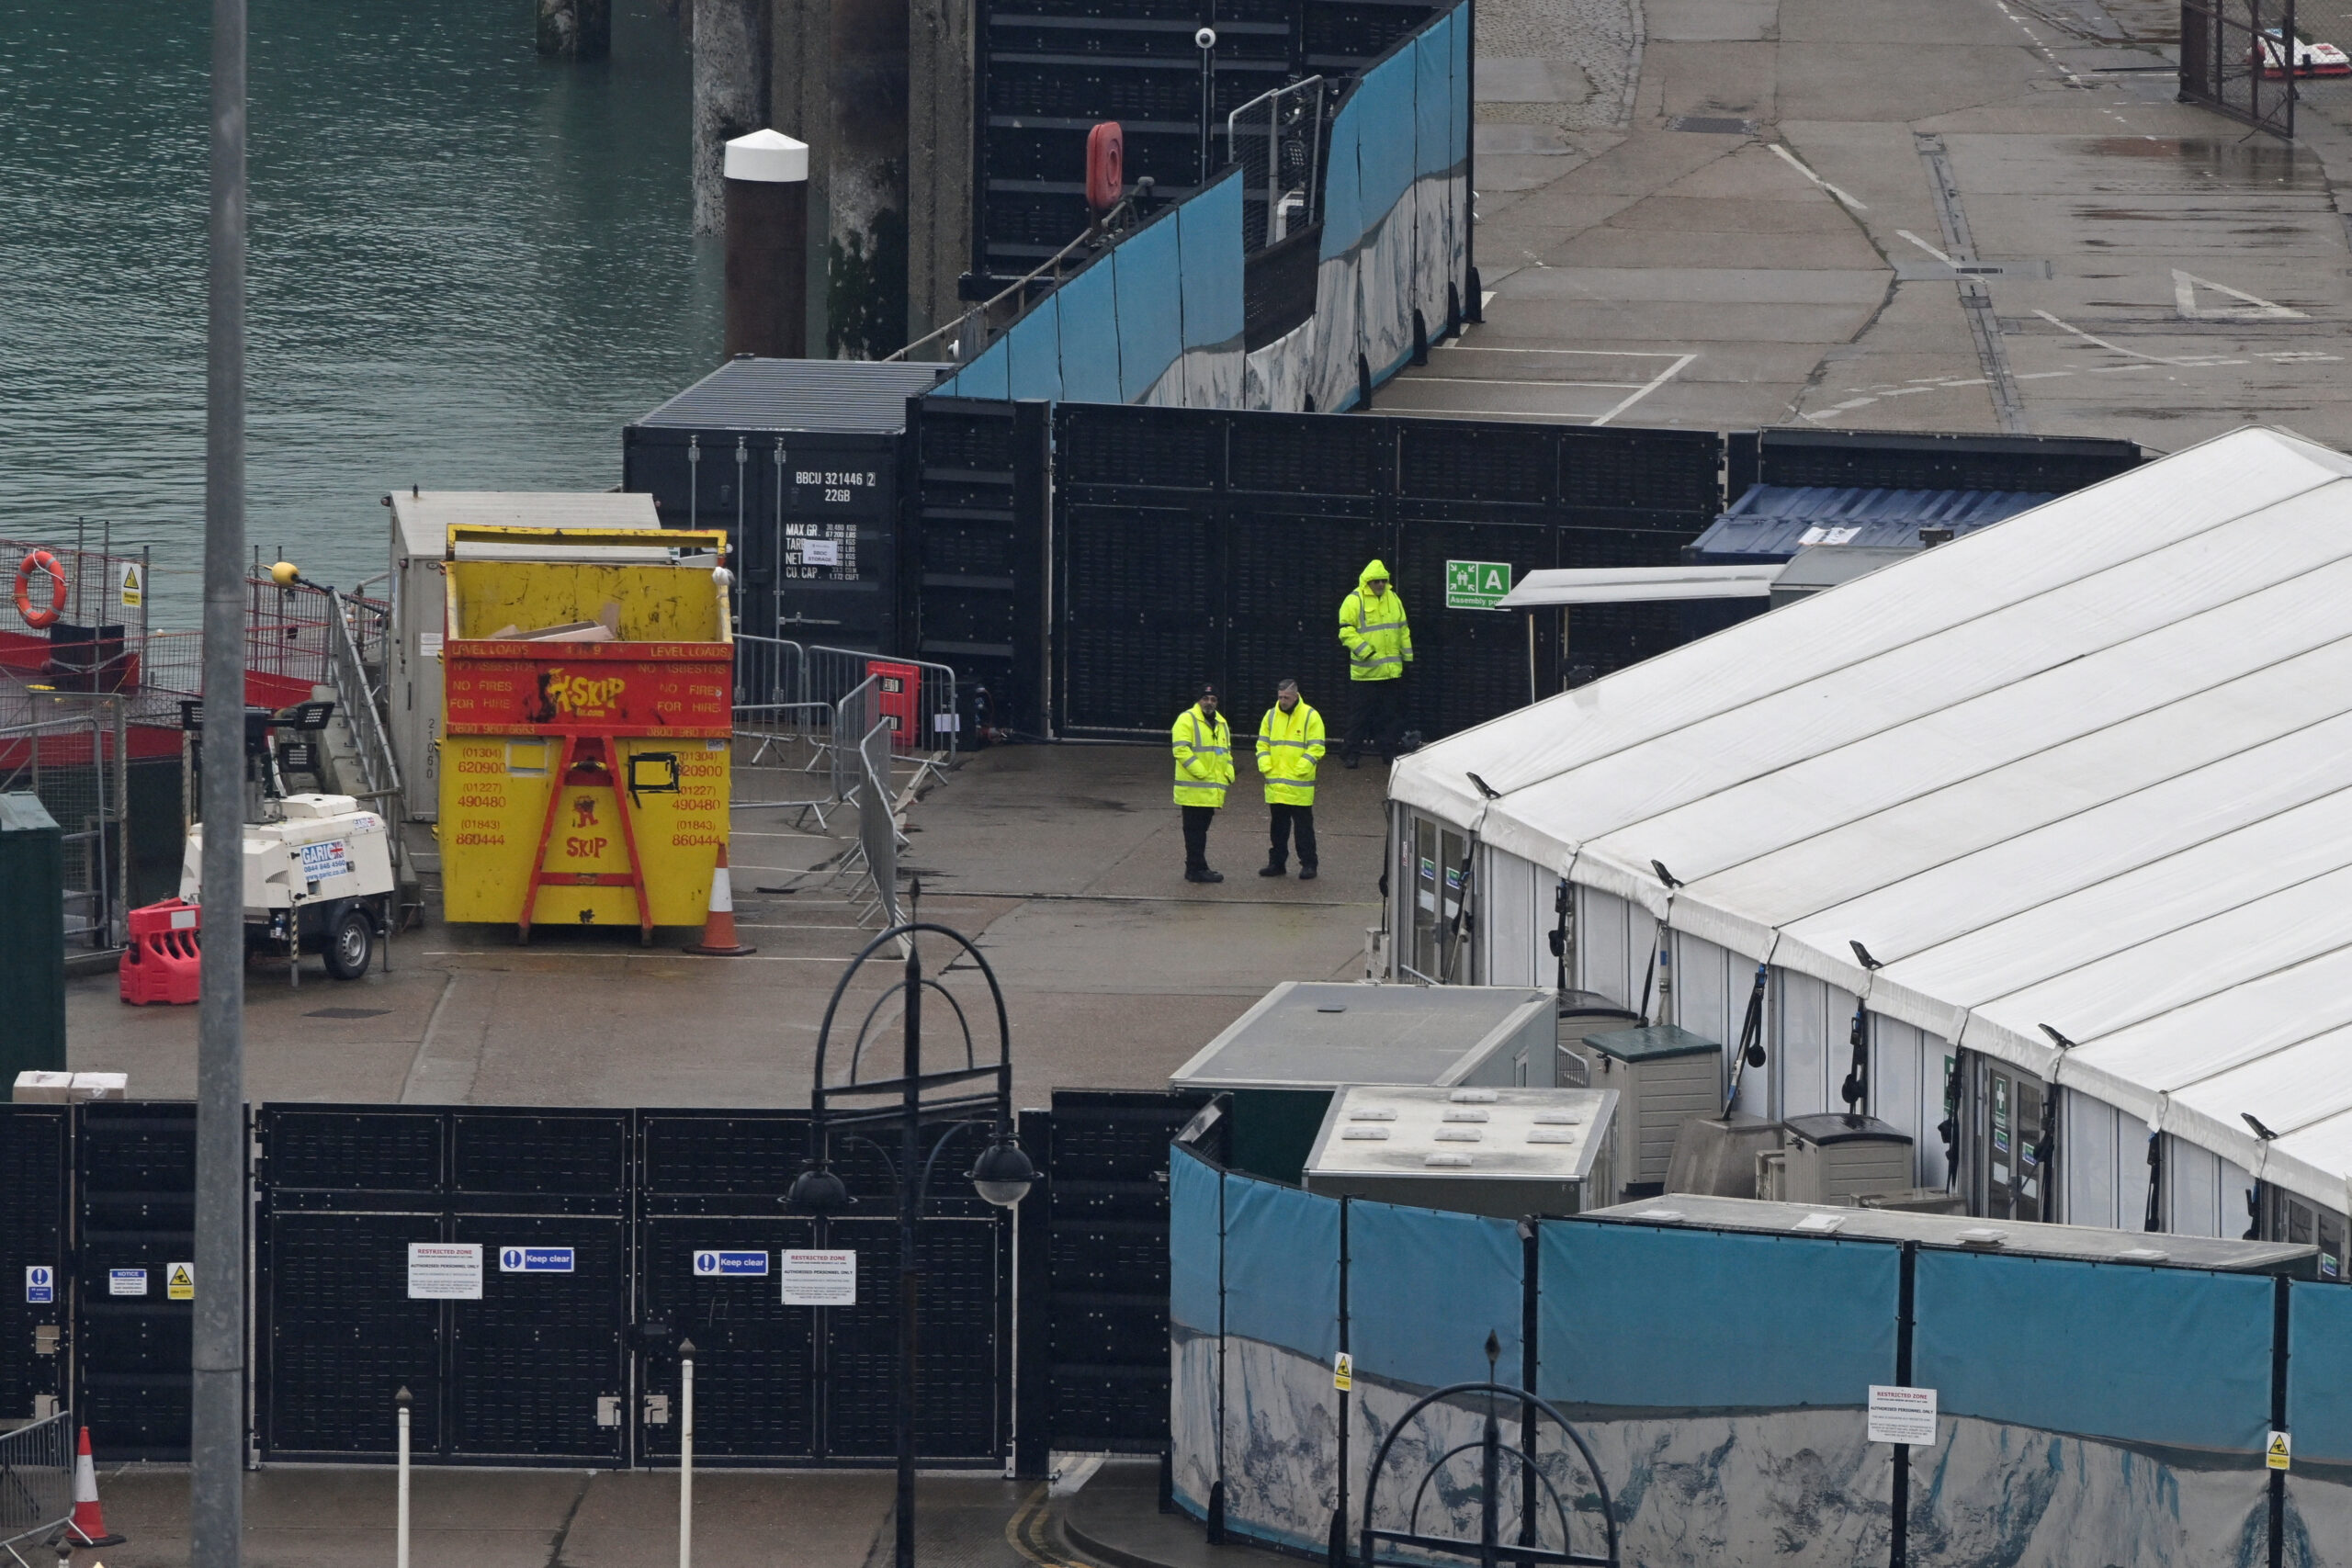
[787,918,1035,1568]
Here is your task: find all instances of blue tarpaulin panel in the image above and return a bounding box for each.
[949,334,1011,403]
[1221,1174,1340,1360]
[1353,55,1416,221]
[1170,1145,1222,1335]
[1055,256,1124,404]
[1114,214,1186,402]
[2290,1280,2352,1464]
[1319,104,1363,265]
[1415,17,1453,184]
[1178,170,1244,352]
[1538,1222,1897,1409]
[1912,1251,2270,1453]
[1350,1201,1520,1389]
[1004,295,1064,403]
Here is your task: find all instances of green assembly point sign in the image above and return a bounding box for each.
[1446,559,1513,610]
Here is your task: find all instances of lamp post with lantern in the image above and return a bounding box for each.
[786,915,1035,1568]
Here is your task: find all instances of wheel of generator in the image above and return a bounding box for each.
[324,903,374,980]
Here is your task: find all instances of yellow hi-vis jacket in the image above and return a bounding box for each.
[1256,701,1326,806]
[1170,704,1234,807]
[1340,559,1412,682]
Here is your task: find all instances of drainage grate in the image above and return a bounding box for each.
[1668,116,1755,135]
[303,1007,391,1020]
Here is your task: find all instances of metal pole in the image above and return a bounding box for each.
[395,1388,412,1568]
[679,1346,695,1568]
[897,934,922,1568]
[193,0,248,1555]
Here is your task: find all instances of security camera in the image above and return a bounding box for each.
[1195,26,1217,48]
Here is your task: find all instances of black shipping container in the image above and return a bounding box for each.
[622,358,944,652]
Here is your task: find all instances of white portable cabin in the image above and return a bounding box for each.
[1385,428,2352,1270]
[386,491,664,820]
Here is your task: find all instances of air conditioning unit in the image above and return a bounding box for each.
[1570,1024,1724,1204]
[1776,1114,1915,1205]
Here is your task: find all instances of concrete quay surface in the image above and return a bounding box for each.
[1389,0,2352,448]
[68,739,1386,1111]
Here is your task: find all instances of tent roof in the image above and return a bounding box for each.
[1390,426,2352,1214]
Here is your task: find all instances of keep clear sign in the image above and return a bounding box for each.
[1867,1385,1939,1446]
[408,1243,484,1300]
[693,1250,770,1277]
[499,1247,575,1273]
[780,1250,856,1306]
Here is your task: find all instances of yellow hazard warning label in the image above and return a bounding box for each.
[119,563,143,609]
[1333,1351,1352,1393]
[166,1261,194,1302]
[2267,1431,2291,1472]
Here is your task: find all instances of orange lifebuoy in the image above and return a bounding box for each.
[14,549,66,629]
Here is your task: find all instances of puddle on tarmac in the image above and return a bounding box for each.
[2083,137,2324,183]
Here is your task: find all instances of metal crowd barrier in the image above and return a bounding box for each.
[0,1411,74,1566]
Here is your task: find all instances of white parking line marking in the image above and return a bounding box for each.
[1770,143,1869,210]
[1593,353,1700,425]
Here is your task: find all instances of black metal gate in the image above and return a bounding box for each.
[1052,405,1725,739]
[0,1106,70,1425]
[254,1105,1010,1468]
[1029,1090,1207,1467]
[74,1101,196,1461]
[2181,0,2295,138]
[901,397,1051,735]
[255,1106,631,1465]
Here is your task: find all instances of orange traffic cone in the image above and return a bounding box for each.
[68,1426,126,1547]
[684,844,756,956]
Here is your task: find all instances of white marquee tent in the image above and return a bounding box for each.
[1389,426,2352,1233]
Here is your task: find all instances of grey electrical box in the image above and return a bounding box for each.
[1303,1085,1618,1221]
[1171,982,1558,1183]
[1572,1024,1724,1204]
[1773,1113,1915,1204]
[1666,1113,1785,1199]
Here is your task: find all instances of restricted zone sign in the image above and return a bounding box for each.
[1446,559,1513,610]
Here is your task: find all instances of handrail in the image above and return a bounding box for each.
[886,193,1145,367]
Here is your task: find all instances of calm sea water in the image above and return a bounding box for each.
[0,0,720,626]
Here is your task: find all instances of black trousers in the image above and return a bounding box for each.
[1267,803,1317,870]
[1181,805,1217,871]
[1344,679,1405,761]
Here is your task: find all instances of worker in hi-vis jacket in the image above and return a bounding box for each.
[1338,558,1412,767]
[1170,684,1234,883]
[1255,678,1324,880]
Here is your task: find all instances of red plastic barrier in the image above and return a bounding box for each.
[119,898,202,1006]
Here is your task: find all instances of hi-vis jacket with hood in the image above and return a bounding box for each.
[1170,702,1235,806]
[1339,559,1412,682]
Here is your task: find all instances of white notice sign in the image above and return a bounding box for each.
[1867,1385,1939,1446]
[796,537,841,568]
[408,1243,484,1300]
[780,1249,856,1306]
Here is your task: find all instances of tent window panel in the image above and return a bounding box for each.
[2166,1137,2222,1238]
[2222,1158,2255,1244]
[1871,1015,1923,1185]
[1577,887,1632,1009]
[1915,1041,1954,1195]
[1775,971,1831,1121]
[1478,849,1537,989]
[2064,1094,2116,1230]
[1673,934,1734,1061]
